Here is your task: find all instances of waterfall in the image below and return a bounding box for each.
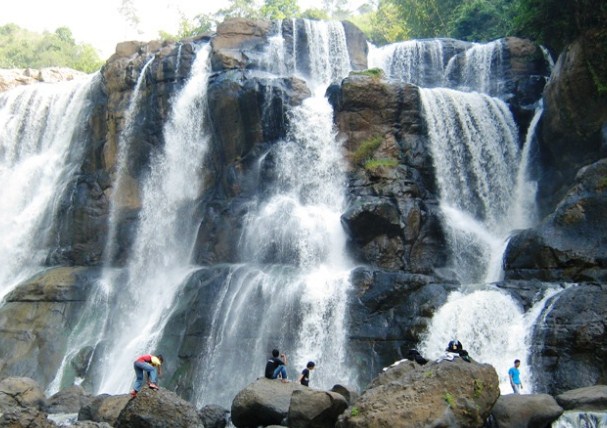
[445,40,505,95]
[192,19,354,408]
[299,20,351,93]
[96,43,213,394]
[420,87,519,284]
[414,37,557,394]
[0,75,96,300]
[104,55,155,263]
[368,39,446,87]
[47,44,213,395]
[46,57,156,394]
[510,104,542,229]
[553,411,607,428]
[419,286,564,394]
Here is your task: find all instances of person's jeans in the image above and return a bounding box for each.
[511,382,522,394]
[273,365,287,379]
[134,361,158,391]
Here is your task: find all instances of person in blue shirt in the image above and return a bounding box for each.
[508,359,523,394]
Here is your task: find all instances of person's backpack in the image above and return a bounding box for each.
[264,358,277,378]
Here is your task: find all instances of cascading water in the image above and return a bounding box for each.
[553,410,607,427]
[420,87,520,284]
[0,76,96,300]
[368,39,446,87]
[387,43,559,394]
[192,20,355,408]
[445,39,505,95]
[47,57,156,394]
[96,43,214,394]
[48,44,213,395]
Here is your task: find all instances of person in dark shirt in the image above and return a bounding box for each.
[298,361,315,386]
[264,349,288,383]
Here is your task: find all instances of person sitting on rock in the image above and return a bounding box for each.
[264,349,288,383]
[437,339,471,363]
[446,339,463,353]
[298,361,316,386]
[130,353,163,397]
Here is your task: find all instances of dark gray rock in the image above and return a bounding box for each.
[505,159,607,282]
[198,403,229,428]
[556,385,607,411]
[329,385,359,406]
[231,378,307,427]
[530,284,607,394]
[489,393,563,428]
[287,388,348,428]
[537,38,607,216]
[78,393,130,425]
[45,385,93,414]
[346,267,458,386]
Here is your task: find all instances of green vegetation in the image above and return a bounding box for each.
[351,136,382,165]
[473,379,484,398]
[350,406,361,417]
[0,24,103,73]
[444,391,456,407]
[424,370,434,378]
[364,158,398,171]
[351,68,385,79]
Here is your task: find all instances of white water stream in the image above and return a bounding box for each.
[192,20,355,407]
[0,76,96,300]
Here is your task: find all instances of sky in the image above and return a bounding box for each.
[0,0,344,60]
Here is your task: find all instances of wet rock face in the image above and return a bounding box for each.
[0,268,100,387]
[538,37,607,216]
[504,159,607,282]
[346,267,458,386]
[530,283,607,395]
[330,74,448,273]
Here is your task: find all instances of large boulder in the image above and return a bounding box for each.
[211,18,272,71]
[45,385,93,414]
[115,388,202,427]
[198,403,229,428]
[78,394,131,425]
[336,358,499,428]
[287,388,348,428]
[231,378,308,427]
[488,393,563,428]
[0,268,100,388]
[556,385,607,411]
[0,407,57,428]
[0,377,46,412]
